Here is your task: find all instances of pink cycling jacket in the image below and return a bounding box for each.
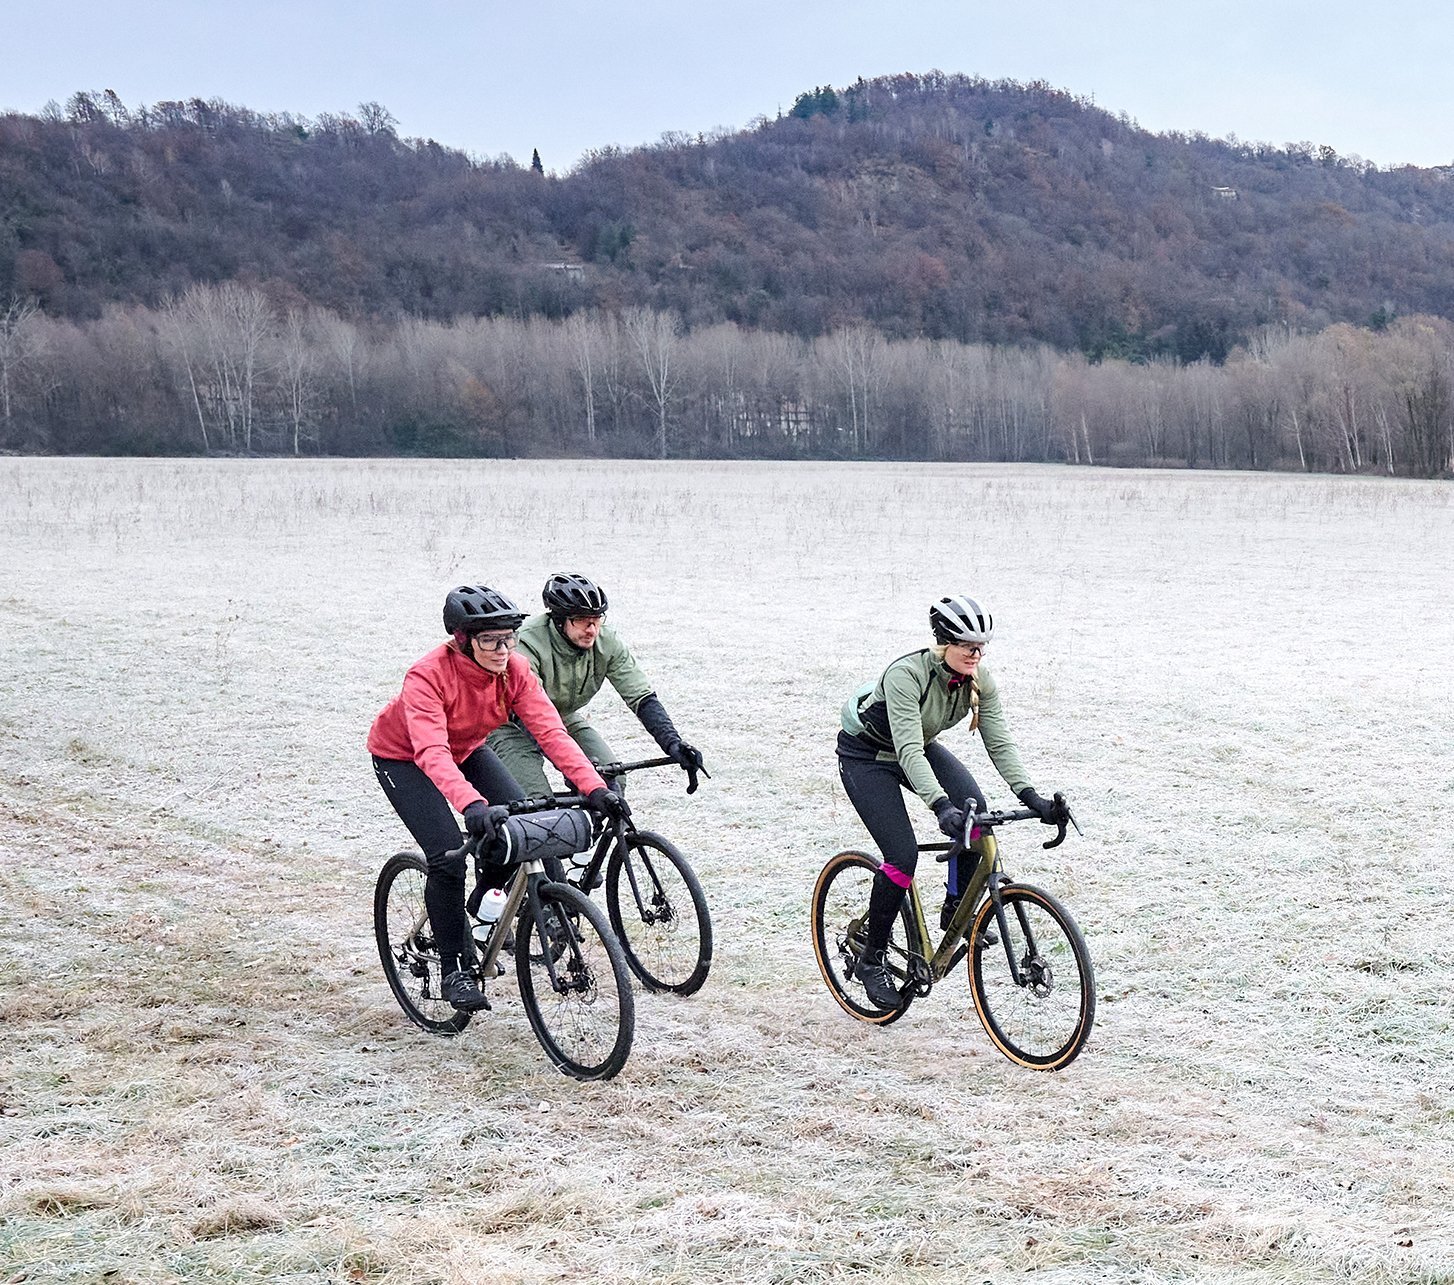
[368,644,608,812]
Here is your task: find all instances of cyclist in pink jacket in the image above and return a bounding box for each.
[369,584,629,1011]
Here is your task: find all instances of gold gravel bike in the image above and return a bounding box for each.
[810,796,1095,1070]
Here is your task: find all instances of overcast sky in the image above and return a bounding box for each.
[7,1,1453,172]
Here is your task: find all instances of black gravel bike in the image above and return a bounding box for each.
[810,796,1095,1071]
[374,801,635,1081]
[553,755,713,997]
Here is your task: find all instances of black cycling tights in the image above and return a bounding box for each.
[837,732,987,958]
[373,746,524,967]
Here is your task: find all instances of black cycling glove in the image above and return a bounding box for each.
[636,695,705,791]
[931,797,967,840]
[587,787,632,822]
[463,801,511,842]
[1016,787,1059,825]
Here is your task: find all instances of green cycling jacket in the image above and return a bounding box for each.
[512,612,654,729]
[842,649,1031,807]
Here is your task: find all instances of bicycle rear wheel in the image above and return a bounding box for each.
[516,881,635,1080]
[605,830,712,995]
[968,883,1094,1070]
[809,850,916,1025]
[374,851,473,1036]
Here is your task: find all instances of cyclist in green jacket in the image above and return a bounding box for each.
[488,573,704,796]
[839,594,1067,1009]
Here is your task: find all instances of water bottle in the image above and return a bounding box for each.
[569,847,600,889]
[471,888,508,943]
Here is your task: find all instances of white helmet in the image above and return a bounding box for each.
[930,595,993,645]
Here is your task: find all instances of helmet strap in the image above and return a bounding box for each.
[550,613,592,652]
[453,629,487,668]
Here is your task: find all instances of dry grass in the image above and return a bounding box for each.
[2,459,1452,1283]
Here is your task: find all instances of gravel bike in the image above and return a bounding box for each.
[553,755,713,996]
[810,796,1095,1071]
[374,801,635,1080]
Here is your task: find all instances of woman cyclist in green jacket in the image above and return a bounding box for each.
[487,573,704,795]
[838,594,1066,1009]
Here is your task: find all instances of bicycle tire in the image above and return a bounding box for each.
[810,850,917,1025]
[605,830,713,995]
[374,851,473,1036]
[515,880,635,1080]
[968,882,1095,1070]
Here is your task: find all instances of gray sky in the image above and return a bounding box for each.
[7,1,1453,172]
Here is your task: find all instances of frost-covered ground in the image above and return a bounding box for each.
[1,458,1452,1284]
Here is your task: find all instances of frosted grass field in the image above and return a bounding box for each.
[1,458,1451,1284]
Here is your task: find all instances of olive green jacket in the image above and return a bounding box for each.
[510,612,654,729]
[842,649,1030,807]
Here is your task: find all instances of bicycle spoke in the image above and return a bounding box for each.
[969,885,1094,1070]
[607,833,712,995]
[810,851,915,1025]
[374,852,472,1035]
[516,885,634,1079]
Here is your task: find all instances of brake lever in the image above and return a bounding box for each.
[1042,791,1079,849]
[934,840,966,864]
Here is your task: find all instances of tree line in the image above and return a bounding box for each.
[7,77,1454,365]
[3,286,1449,476]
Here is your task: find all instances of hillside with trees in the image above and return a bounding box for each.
[2,75,1453,473]
[9,75,1454,355]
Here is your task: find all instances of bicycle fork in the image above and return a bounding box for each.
[917,837,1042,991]
[982,870,1046,989]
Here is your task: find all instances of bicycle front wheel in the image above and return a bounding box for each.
[516,881,635,1080]
[968,883,1094,1070]
[810,850,916,1025]
[605,830,712,995]
[374,851,473,1036]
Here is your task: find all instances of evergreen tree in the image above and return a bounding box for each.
[531,147,544,174]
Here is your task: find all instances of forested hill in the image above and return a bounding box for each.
[6,74,1454,360]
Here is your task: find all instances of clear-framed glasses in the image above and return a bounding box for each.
[949,640,986,657]
[471,631,518,653]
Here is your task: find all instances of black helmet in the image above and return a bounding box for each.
[443,584,526,635]
[542,572,608,617]
[930,595,994,645]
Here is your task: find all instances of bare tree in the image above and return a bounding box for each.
[276,308,320,455]
[0,297,46,446]
[824,325,883,455]
[172,283,273,452]
[624,307,681,458]
[564,311,600,445]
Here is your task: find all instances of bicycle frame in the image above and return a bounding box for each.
[546,754,678,896]
[456,826,589,997]
[896,799,1075,994]
[903,832,1002,985]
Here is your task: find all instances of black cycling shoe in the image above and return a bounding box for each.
[441,970,491,1012]
[852,949,903,1010]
